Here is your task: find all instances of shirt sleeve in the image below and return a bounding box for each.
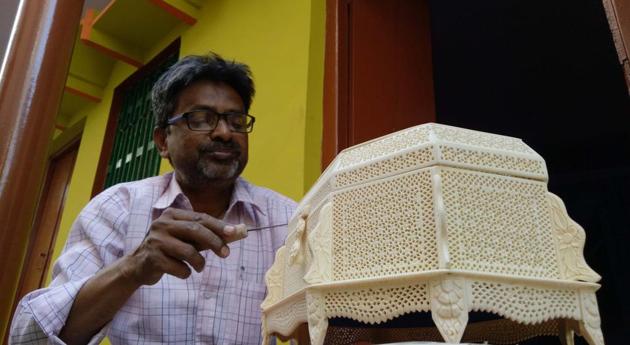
[9,188,130,345]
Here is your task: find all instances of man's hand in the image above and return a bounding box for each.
[122,207,248,286]
[59,208,246,344]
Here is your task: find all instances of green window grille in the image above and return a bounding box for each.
[104,52,178,188]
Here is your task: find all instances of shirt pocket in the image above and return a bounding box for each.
[234,230,275,284]
[235,278,267,300]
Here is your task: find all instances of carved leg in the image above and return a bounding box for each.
[579,292,605,345]
[559,319,576,345]
[429,278,470,343]
[261,332,268,345]
[261,317,268,345]
[306,291,328,345]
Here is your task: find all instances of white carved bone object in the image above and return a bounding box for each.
[260,123,604,345]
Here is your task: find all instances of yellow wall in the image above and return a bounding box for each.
[46,2,324,344]
[49,0,325,300]
[161,0,324,200]
[51,61,138,271]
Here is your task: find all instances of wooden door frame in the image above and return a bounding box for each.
[10,117,84,325]
[322,0,436,169]
[601,0,630,93]
[322,0,346,170]
[91,38,180,197]
[23,140,81,287]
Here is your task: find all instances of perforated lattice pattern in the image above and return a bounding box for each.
[334,124,542,178]
[439,146,546,178]
[337,126,430,169]
[335,147,434,187]
[332,171,438,280]
[262,124,603,345]
[325,283,430,323]
[471,281,581,322]
[441,168,560,278]
[432,125,536,154]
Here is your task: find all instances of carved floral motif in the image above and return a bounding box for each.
[580,291,605,345]
[264,299,308,337]
[548,193,601,282]
[304,202,333,284]
[306,291,328,345]
[289,207,310,265]
[261,246,286,310]
[430,278,469,343]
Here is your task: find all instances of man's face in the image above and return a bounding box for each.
[155,80,249,186]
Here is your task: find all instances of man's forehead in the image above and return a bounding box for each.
[174,80,244,112]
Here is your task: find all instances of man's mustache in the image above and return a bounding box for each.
[199,141,241,153]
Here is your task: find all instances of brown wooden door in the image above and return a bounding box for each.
[13,141,79,301]
[323,0,436,168]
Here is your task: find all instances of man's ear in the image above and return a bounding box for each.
[153,127,170,159]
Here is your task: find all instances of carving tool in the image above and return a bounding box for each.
[247,223,289,232]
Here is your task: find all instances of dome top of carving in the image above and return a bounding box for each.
[335,123,545,179]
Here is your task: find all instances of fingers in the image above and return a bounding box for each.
[155,252,193,280]
[222,223,248,243]
[128,240,194,284]
[154,207,248,261]
[167,220,229,258]
[134,207,252,284]
[163,208,248,243]
[142,208,250,280]
[161,235,206,272]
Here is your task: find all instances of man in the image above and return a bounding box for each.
[10,53,296,345]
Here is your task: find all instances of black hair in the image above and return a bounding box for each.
[151,53,255,128]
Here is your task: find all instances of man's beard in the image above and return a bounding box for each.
[194,140,243,181]
[196,156,240,180]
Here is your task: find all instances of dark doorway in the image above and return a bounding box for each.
[430,0,630,344]
[322,0,629,343]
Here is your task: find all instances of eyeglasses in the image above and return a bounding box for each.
[166,109,255,133]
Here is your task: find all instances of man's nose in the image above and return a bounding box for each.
[210,118,232,141]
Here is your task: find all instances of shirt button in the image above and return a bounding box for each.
[203,292,212,299]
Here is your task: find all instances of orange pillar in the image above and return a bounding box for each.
[0,0,85,340]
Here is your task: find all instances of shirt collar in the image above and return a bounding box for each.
[228,177,266,217]
[152,172,266,218]
[153,172,188,210]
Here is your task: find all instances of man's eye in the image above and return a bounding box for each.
[187,111,209,125]
[230,115,246,127]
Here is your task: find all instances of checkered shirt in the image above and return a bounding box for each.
[9,172,296,345]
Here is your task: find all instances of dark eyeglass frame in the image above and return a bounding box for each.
[166,109,256,133]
